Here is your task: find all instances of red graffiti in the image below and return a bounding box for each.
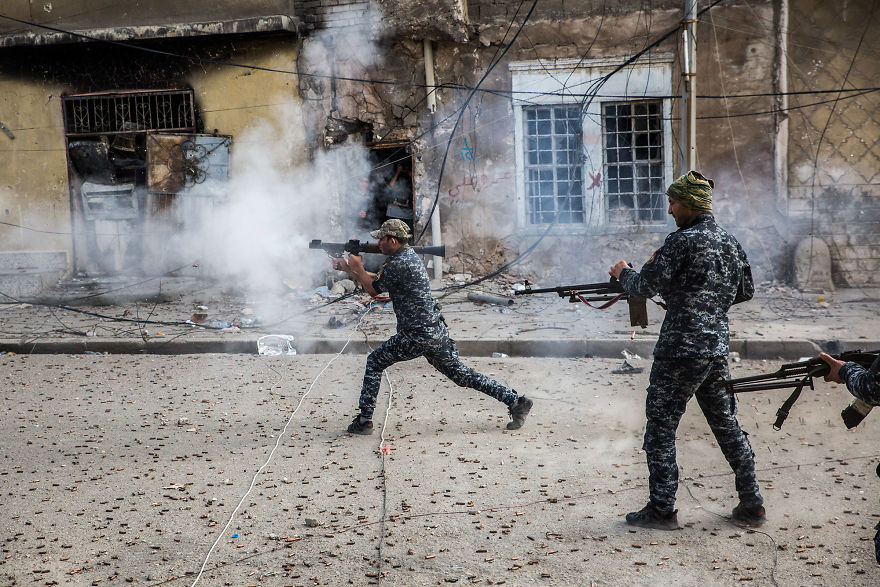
[588,171,602,189]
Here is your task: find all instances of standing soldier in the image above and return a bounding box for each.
[609,170,764,529]
[331,219,533,435]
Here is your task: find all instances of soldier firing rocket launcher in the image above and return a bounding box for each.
[513,277,659,328]
[724,349,880,430]
[309,239,446,258]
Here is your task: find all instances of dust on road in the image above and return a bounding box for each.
[1,353,877,585]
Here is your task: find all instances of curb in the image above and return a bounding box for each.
[2,337,876,359]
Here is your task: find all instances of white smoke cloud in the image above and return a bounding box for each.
[167,103,373,314]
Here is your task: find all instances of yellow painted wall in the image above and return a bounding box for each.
[0,35,303,260]
[189,37,305,175]
[0,80,71,252]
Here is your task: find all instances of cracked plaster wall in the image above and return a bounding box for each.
[293,1,788,282]
[0,35,304,261]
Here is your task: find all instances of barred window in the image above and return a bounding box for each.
[62,90,196,137]
[603,101,666,224]
[523,105,584,225]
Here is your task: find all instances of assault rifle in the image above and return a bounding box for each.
[514,278,655,328]
[724,349,880,430]
[310,239,446,258]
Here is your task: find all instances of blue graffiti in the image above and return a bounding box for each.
[461,137,475,162]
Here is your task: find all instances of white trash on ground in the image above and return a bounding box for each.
[257,335,297,356]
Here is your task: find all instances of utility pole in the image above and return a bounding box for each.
[681,0,697,174]
[423,39,443,279]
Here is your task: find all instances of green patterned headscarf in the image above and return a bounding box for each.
[666,170,714,211]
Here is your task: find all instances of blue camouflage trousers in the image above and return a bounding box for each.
[643,357,762,513]
[357,330,518,419]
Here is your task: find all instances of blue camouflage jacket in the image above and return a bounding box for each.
[373,245,444,342]
[618,213,754,358]
[839,355,880,406]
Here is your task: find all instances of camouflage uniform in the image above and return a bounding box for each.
[839,355,880,564]
[839,355,880,406]
[618,213,762,513]
[356,245,519,420]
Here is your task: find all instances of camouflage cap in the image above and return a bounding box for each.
[370,218,412,240]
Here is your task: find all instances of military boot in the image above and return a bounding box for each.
[625,503,679,530]
[731,502,765,526]
[347,414,373,435]
[506,395,533,430]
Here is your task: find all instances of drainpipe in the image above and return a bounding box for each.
[774,0,789,218]
[423,38,443,279]
[681,0,698,173]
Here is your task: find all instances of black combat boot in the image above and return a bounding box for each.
[506,395,533,430]
[347,414,373,435]
[874,522,880,565]
[731,502,766,526]
[625,503,679,530]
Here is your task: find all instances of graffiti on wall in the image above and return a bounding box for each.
[445,169,512,201]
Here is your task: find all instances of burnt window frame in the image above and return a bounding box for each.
[61,89,196,137]
[602,100,667,225]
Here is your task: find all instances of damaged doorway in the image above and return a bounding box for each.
[357,145,414,236]
[61,89,231,276]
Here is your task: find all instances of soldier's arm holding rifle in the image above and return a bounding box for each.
[820,351,880,406]
[609,234,685,299]
[820,349,880,566]
[726,350,880,429]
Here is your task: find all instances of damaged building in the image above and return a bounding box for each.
[0,0,878,297]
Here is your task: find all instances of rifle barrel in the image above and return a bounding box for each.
[309,240,446,257]
[515,282,624,296]
[412,245,446,257]
[359,243,446,257]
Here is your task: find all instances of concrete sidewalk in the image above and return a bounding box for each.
[1,275,878,359]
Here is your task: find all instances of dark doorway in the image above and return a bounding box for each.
[358,146,414,236]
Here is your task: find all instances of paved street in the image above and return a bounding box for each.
[2,352,878,585]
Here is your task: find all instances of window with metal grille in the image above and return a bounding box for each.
[523,105,584,225]
[603,101,665,224]
[62,90,196,137]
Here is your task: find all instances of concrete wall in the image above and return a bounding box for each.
[284,1,785,282]
[431,1,780,282]
[5,0,877,289]
[785,0,880,286]
[0,74,70,253]
[0,1,297,43]
[295,0,469,40]
[0,33,303,272]
[295,0,373,31]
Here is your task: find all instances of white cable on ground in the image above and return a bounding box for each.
[190,311,371,586]
[360,306,397,585]
[379,371,395,451]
